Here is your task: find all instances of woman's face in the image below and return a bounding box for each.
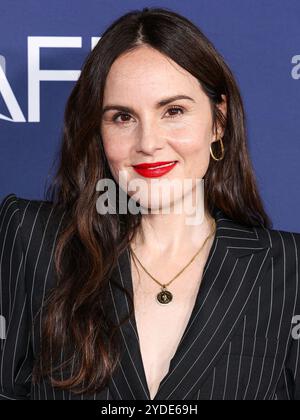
[100,45,226,211]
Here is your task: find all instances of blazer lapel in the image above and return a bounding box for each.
[106,246,150,400]
[107,207,272,400]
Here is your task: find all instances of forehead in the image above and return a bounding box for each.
[103,45,204,102]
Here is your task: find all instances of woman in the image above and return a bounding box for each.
[0,7,299,400]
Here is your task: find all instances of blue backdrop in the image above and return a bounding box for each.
[0,0,299,232]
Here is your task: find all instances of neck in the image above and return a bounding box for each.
[130,190,215,258]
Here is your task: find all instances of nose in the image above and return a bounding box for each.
[135,122,164,155]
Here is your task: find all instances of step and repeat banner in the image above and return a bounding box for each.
[0,0,299,231]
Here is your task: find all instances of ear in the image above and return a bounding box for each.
[212,94,227,142]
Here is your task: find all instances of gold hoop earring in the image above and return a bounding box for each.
[210,137,225,161]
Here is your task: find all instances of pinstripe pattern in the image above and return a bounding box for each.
[0,193,299,400]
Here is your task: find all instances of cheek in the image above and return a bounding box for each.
[171,132,211,179]
[171,135,210,158]
[168,121,212,154]
[102,138,129,169]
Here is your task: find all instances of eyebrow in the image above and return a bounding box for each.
[101,94,195,115]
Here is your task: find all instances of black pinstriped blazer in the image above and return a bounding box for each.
[0,193,299,400]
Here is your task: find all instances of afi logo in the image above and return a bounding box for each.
[0,36,100,123]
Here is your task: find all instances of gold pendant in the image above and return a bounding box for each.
[156,286,173,304]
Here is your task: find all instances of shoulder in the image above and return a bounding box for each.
[0,193,67,239]
[254,224,300,273]
[256,224,300,306]
[256,224,300,259]
[0,194,68,306]
[0,192,66,223]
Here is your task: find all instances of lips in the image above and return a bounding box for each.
[132,161,178,178]
[132,161,177,169]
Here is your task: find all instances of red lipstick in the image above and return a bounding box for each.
[132,161,178,178]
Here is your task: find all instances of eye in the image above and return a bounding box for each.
[111,105,185,124]
[165,105,185,118]
[112,112,132,124]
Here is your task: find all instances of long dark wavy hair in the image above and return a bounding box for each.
[33,7,272,395]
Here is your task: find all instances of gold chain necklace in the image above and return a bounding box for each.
[129,218,217,305]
